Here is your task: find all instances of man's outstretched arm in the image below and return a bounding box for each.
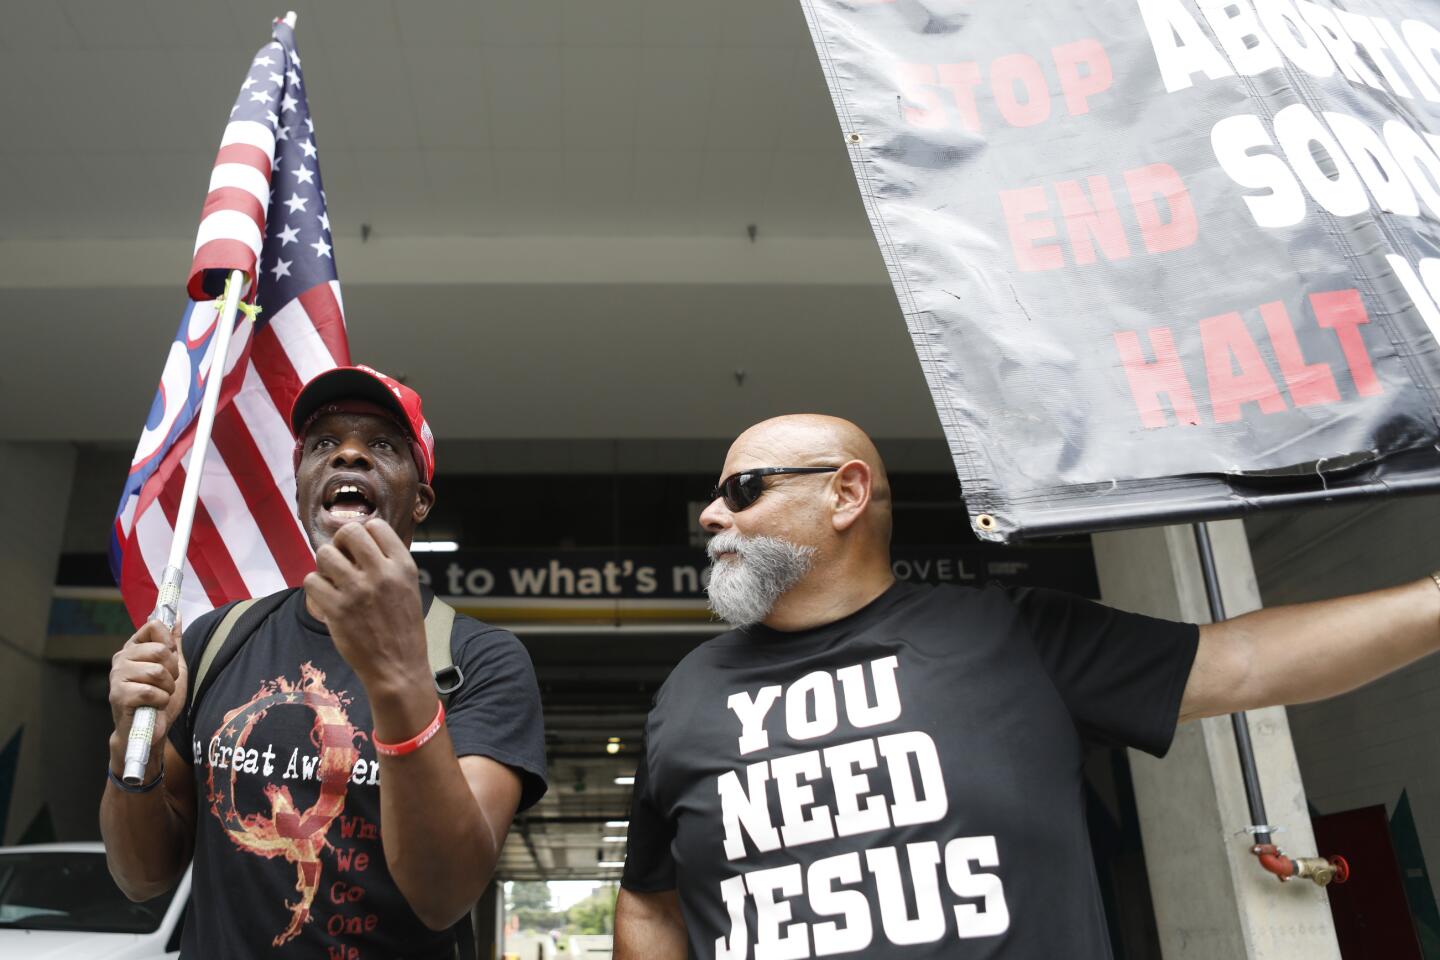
[1180,576,1440,722]
[615,887,688,960]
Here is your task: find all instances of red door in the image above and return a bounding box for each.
[1311,805,1423,960]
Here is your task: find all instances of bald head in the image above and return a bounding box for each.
[701,414,896,629]
[712,414,893,548]
[731,414,891,508]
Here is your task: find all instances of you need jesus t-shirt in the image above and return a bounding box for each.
[168,588,547,959]
[622,581,1198,959]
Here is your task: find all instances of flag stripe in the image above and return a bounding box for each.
[154,466,246,610]
[208,164,271,210]
[297,284,349,365]
[196,448,290,597]
[271,297,339,383]
[215,142,273,178]
[233,364,308,518]
[250,321,305,423]
[194,208,264,258]
[220,119,277,156]
[212,403,315,584]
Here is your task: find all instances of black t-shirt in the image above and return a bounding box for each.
[622,581,1198,960]
[168,588,547,959]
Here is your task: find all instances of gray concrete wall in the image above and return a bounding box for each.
[0,441,94,843]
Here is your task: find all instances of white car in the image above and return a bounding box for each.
[0,842,189,959]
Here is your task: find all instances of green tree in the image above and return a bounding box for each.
[566,883,618,935]
[508,881,552,912]
[508,881,563,932]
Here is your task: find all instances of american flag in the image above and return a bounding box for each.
[110,18,347,629]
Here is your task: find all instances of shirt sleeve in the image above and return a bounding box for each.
[445,620,549,812]
[1010,586,1199,757]
[165,604,232,763]
[620,749,677,893]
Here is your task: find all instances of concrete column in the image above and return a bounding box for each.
[1093,520,1339,960]
[0,442,76,844]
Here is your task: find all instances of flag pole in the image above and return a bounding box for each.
[123,268,250,784]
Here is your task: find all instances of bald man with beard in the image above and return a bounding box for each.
[614,414,1440,960]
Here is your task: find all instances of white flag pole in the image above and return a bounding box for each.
[123,268,250,784]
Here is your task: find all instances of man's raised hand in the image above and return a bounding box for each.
[304,518,429,691]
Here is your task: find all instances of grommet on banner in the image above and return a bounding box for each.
[847,132,863,144]
[976,514,997,532]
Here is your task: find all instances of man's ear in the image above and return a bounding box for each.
[830,460,872,533]
[413,483,436,525]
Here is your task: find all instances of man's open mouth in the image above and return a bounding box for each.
[323,480,376,521]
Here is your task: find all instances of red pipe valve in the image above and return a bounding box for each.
[1252,844,1349,886]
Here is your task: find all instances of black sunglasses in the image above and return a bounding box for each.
[709,467,840,512]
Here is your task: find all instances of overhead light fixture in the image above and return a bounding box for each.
[598,861,626,869]
[614,775,635,786]
[605,820,629,828]
[411,541,459,553]
[605,742,621,755]
[603,836,627,843]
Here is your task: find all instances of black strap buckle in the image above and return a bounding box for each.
[434,664,464,697]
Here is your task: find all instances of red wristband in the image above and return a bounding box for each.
[373,700,445,757]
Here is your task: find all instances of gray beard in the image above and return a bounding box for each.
[705,530,817,628]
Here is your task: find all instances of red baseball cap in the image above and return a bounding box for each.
[290,365,436,483]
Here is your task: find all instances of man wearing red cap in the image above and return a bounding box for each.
[101,366,547,959]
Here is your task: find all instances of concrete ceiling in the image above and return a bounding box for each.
[0,0,942,445]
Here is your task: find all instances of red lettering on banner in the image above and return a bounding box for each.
[1124,164,1198,254]
[327,946,359,960]
[992,54,1050,127]
[899,40,1113,133]
[1052,39,1113,116]
[1004,165,1196,271]
[1312,289,1382,396]
[1259,301,1340,407]
[1200,311,1288,423]
[1001,186,1063,271]
[936,63,983,130]
[1115,290,1381,429]
[1056,176,1131,265]
[1114,328,1201,428]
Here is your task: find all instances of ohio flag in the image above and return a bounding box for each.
[111,17,347,629]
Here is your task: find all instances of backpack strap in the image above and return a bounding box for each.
[426,595,472,959]
[190,590,461,715]
[189,599,256,712]
[187,588,298,717]
[425,597,463,705]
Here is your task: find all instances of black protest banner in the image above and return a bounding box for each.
[801,0,1440,541]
